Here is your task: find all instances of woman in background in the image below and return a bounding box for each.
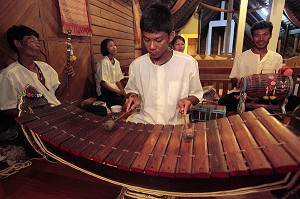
[95,38,125,108]
[171,35,185,53]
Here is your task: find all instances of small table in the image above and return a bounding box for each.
[191,103,226,122]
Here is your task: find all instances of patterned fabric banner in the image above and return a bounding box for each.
[58,0,93,36]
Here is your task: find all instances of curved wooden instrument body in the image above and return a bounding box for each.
[15,104,300,197]
[240,74,293,100]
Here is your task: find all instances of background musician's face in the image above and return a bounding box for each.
[107,40,117,56]
[16,35,41,58]
[172,38,185,53]
[252,28,272,50]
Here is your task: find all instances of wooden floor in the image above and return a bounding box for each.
[1,158,122,199]
[1,158,280,199]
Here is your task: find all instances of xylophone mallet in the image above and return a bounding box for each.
[104,111,129,131]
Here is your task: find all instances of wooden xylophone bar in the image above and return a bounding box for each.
[16,103,300,178]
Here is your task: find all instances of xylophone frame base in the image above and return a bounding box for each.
[21,125,300,199]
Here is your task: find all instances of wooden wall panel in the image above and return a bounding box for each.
[0,0,42,33]
[92,36,134,46]
[0,0,44,68]
[0,39,17,69]
[90,0,133,21]
[92,45,134,54]
[92,27,134,40]
[37,0,65,39]
[92,0,133,20]
[89,0,135,74]
[91,15,133,33]
[90,5,132,25]
[48,41,94,103]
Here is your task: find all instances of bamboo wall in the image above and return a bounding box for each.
[0,0,134,104]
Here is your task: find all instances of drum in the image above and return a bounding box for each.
[240,74,293,101]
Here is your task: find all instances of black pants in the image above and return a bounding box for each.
[218,92,300,112]
[97,87,125,108]
[218,92,240,112]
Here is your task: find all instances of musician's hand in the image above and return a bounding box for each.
[177,98,193,116]
[66,65,75,76]
[126,94,140,112]
[118,89,126,96]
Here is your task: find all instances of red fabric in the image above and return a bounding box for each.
[278,66,293,76]
[58,0,93,36]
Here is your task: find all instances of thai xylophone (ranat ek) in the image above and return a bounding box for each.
[16,103,300,197]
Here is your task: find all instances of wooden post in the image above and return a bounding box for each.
[218,36,221,55]
[197,5,203,55]
[277,39,281,54]
[293,34,299,55]
[132,0,142,58]
[267,0,286,52]
[282,24,290,58]
[234,0,248,56]
[224,0,233,55]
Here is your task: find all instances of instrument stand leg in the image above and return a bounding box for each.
[117,187,178,199]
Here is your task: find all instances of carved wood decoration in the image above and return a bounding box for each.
[284,1,300,27]
[139,0,200,32]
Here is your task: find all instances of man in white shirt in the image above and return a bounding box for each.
[0,25,74,139]
[124,3,203,125]
[219,21,283,111]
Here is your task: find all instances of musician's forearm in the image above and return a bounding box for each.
[116,82,125,94]
[187,96,200,106]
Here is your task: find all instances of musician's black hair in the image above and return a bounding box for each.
[140,3,174,35]
[251,21,273,36]
[6,25,39,53]
[100,38,114,56]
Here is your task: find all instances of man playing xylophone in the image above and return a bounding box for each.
[125,3,203,125]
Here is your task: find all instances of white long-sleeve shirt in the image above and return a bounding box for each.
[125,51,203,125]
[0,61,61,110]
[230,49,282,79]
[95,56,124,96]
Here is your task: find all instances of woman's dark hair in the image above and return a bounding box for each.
[171,35,185,46]
[100,38,114,56]
[250,21,273,36]
[7,25,39,53]
[140,3,174,35]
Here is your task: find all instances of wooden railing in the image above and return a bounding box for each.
[199,67,232,97]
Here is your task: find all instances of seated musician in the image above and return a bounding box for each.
[124,3,203,125]
[218,21,300,112]
[0,25,105,143]
[95,38,126,108]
